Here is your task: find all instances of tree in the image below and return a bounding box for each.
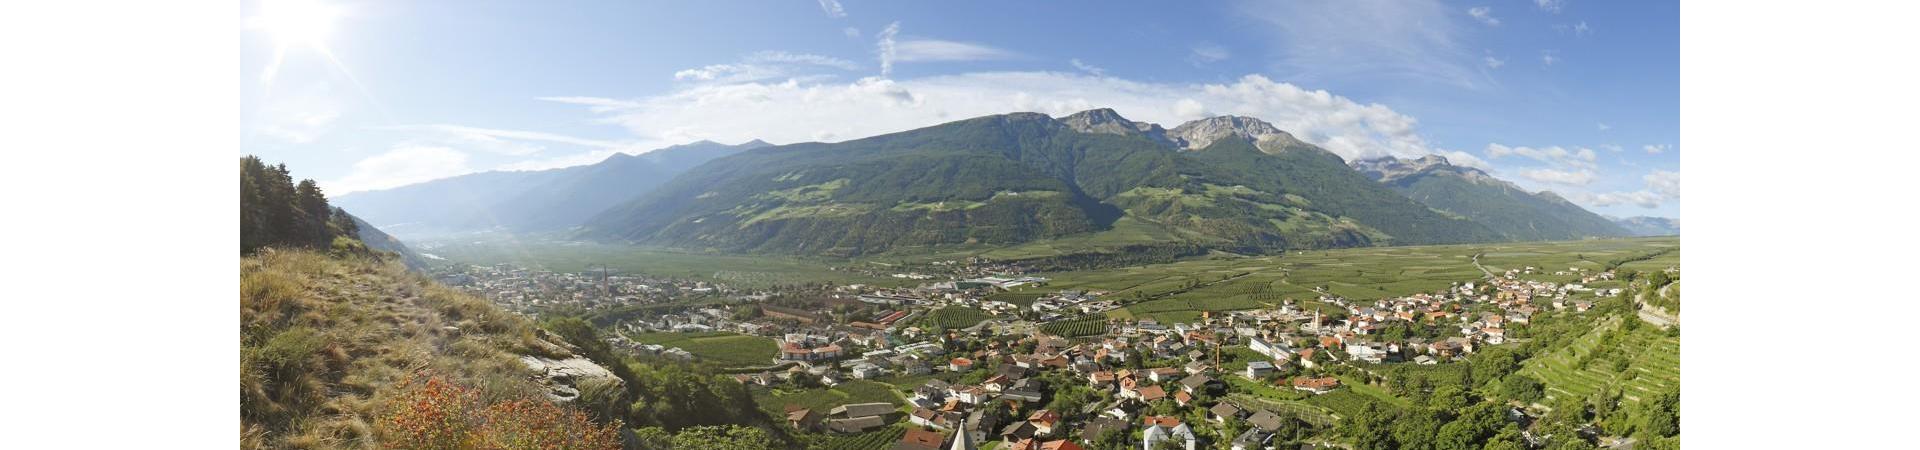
[1500,374,1545,403]
[1427,386,1473,415]
[1637,388,1680,439]
[669,425,774,450]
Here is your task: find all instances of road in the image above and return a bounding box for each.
[1471,253,1496,279]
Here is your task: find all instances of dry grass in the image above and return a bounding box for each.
[240,248,559,449]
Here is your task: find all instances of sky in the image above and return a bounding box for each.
[241,0,1679,219]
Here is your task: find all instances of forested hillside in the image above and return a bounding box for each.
[1353,155,1631,241]
[585,111,1498,256]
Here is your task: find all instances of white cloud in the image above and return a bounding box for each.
[877,22,900,76]
[535,96,644,112]
[1596,122,1611,131]
[816,0,845,18]
[876,22,1017,77]
[1536,0,1565,14]
[1189,43,1231,66]
[551,72,1471,165]
[1601,144,1624,152]
[1069,59,1106,76]
[1238,0,1479,88]
[1485,143,1598,170]
[843,27,861,38]
[1483,56,1506,69]
[1575,21,1592,36]
[1644,143,1670,154]
[1579,170,1680,209]
[893,39,1017,62]
[672,51,859,83]
[1468,6,1500,26]
[326,146,475,194]
[1541,50,1560,66]
[1517,167,1597,186]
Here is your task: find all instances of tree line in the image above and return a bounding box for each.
[240,155,357,254]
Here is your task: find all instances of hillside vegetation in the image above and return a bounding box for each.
[586,111,1497,256]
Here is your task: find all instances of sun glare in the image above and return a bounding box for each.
[248,0,344,85]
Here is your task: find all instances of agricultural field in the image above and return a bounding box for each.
[419,239,907,289]
[752,379,906,416]
[810,425,906,450]
[1038,314,1109,337]
[922,306,994,329]
[1518,316,1680,405]
[1036,237,1677,323]
[626,331,777,367]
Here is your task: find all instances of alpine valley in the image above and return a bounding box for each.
[343,109,1633,257]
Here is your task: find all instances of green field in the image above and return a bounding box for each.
[421,239,909,288]
[753,379,906,416]
[1518,316,1680,405]
[627,331,777,367]
[1030,237,1678,323]
[923,306,994,329]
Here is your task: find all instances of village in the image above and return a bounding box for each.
[435,255,1644,450]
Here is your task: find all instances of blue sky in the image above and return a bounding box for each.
[241,0,1678,219]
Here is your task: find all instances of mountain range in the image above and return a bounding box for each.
[1612,216,1681,236]
[1350,155,1631,241]
[340,109,1654,257]
[333,140,767,238]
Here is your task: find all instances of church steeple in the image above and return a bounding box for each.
[949,418,976,450]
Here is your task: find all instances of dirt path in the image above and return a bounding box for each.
[1472,253,1496,279]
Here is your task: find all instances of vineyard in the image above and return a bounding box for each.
[809,425,906,450]
[1039,314,1109,337]
[924,306,994,329]
[626,331,777,367]
[1302,389,1377,419]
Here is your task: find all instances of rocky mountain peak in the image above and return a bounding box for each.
[1059,108,1173,145]
[1167,115,1303,152]
[1350,154,1499,185]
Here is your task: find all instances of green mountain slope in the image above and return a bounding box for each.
[334,140,764,238]
[1352,155,1631,241]
[584,110,1500,255]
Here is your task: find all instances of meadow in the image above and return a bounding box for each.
[626,331,778,367]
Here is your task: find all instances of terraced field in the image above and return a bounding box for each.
[626,331,778,367]
[1518,316,1680,404]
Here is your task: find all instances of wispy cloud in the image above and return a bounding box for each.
[1483,55,1506,69]
[1069,58,1106,76]
[377,124,624,155]
[1468,6,1500,26]
[1540,50,1560,66]
[326,145,475,194]
[1596,122,1611,131]
[548,72,1472,164]
[1189,43,1231,66]
[672,51,859,83]
[1577,170,1679,209]
[1237,0,1481,89]
[1486,143,1600,187]
[816,0,845,18]
[877,22,1017,77]
[1643,143,1670,154]
[1535,0,1566,14]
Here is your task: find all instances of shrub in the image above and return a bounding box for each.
[376,373,622,450]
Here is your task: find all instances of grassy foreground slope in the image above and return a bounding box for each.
[240,249,608,449]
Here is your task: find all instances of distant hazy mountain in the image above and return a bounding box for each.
[584,109,1501,256]
[1351,155,1631,241]
[1613,216,1681,236]
[342,210,428,270]
[333,140,766,238]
